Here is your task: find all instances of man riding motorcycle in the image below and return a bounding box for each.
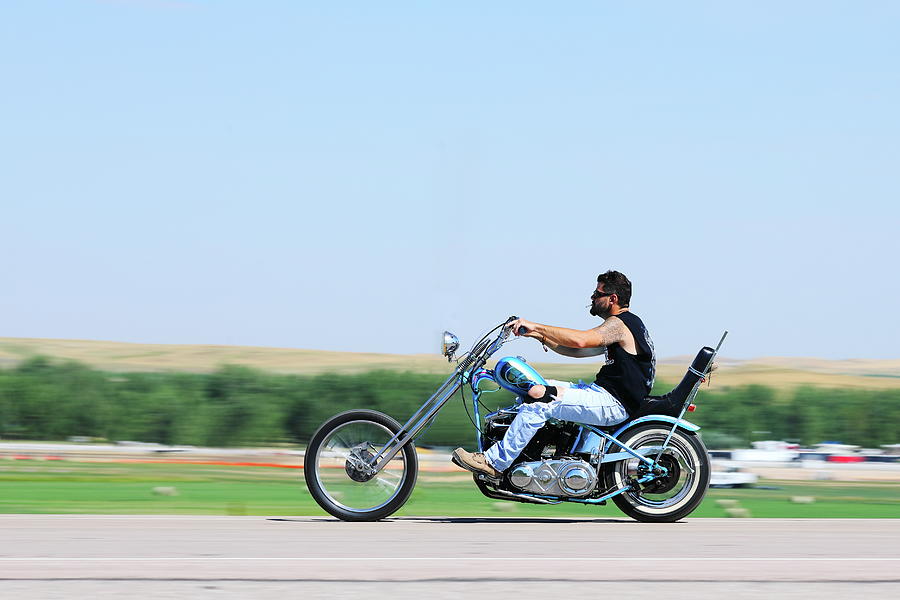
[452,270,657,477]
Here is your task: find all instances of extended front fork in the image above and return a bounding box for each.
[362,371,465,477]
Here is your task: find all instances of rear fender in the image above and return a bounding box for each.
[614,415,700,436]
[604,415,700,452]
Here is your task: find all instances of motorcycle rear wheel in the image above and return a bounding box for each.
[304,409,418,521]
[603,424,710,523]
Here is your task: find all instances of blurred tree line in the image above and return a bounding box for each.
[1,357,898,449]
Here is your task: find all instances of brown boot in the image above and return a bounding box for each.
[451,448,500,477]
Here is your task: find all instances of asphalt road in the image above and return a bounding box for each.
[1,516,899,599]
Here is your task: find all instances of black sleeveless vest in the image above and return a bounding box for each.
[594,311,656,416]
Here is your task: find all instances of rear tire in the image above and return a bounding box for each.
[304,409,418,521]
[604,424,710,523]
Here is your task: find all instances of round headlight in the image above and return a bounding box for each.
[441,331,460,360]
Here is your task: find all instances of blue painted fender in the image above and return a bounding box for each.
[602,415,701,453]
[612,415,701,438]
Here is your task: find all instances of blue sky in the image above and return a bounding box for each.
[2,1,898,362]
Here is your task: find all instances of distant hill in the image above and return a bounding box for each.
[1,337,898,390]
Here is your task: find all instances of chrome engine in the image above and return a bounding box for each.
[508,458,597,498]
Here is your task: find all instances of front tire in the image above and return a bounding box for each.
[304,409,418,521]
[604,424,710,523]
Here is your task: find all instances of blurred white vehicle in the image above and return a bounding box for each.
[710,459,759,488]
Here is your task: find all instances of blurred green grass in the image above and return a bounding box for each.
[1,461,899,518]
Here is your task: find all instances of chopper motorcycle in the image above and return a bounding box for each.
[304,316,726,522]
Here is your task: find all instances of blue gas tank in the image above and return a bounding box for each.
[493,356,547,395]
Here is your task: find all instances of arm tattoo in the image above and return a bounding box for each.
[595,316,627,346]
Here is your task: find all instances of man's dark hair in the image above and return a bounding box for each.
[597,270,632,307]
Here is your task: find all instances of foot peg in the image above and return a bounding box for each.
[476,472,502,485]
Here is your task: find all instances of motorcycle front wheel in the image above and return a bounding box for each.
[603,424,710,523]
[303,409,418,521]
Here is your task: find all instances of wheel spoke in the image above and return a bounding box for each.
[331,432,353,451]
[374,476,397,490]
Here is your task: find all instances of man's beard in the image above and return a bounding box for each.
[589,303,608,318]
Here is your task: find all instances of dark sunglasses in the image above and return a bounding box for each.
[591,290,614,300]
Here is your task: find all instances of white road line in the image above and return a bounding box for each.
[1,557,899,561]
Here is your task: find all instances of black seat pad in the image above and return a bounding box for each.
[635,346,715,417]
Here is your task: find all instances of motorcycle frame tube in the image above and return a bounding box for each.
[368,370,463,474]
[467,368,498,453]
[575,424,661,467]
[473,389,485,452]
